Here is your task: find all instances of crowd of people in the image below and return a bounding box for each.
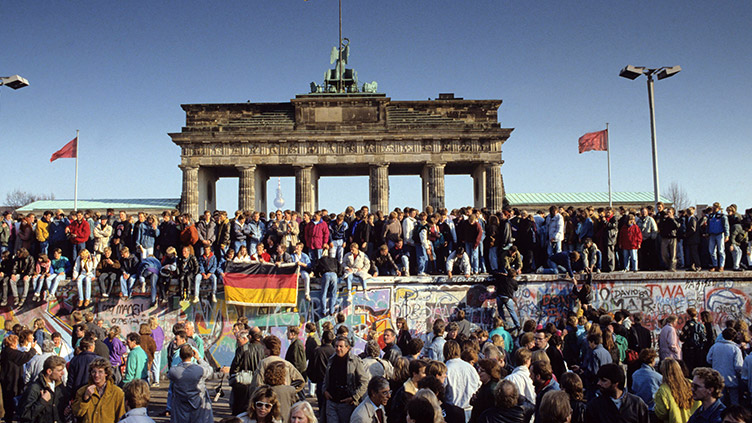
[2,201,750,314]
[0,284,751,422]
[223,304,752,423]
[1,202,752,422]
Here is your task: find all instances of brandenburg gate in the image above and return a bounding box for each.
[170,45,513,218]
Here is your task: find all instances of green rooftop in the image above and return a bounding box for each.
[506,192,670,206]
[16,198,179,212]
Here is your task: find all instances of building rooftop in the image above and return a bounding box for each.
[506,191,670,206]
[15,198,179,212]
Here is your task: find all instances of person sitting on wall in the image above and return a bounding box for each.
[342,243,371,300]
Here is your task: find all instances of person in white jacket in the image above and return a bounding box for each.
[342,243,371,298]
[504,347,536,405]
[546,206,565,256]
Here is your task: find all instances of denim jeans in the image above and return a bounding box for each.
[72,243,87,264]
[416,244,429,275]
[138,271,158,303]
[320,272,339,315]
[622,249,638,271]
[33,275,49,294]
[38,241,49,256]
[194,274,217,298]
[309,249,322,267]
[76,275,92,301]
[326,400,356,423]
[151,349,162,384]
[488,246,499,271]
[478,241,487,273]
[396,255,410,276]
[730,246,742,270]
[708,233,725,268]
[465,242,480,273]
[299,271,311,299]
[120,274,137,297]
[496,295,520,330]
[98,273,117,296]
[344,273,367,293]
[232,240,245,254]
[331,239,345,263]
[49,273,65,296]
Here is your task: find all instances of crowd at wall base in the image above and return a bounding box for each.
[2,272,751,369]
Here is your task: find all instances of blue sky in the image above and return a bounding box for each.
[2,1,750,212]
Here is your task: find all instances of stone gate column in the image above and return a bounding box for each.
[295,165,315,214]
[421,163,445,211]
[369,163,389,213]
[485,162,504,213]
[472,164,487,209]
[179,164,199,219]
[237,164,256,212]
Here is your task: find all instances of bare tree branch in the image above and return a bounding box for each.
[4,189,55,208]
[662,181,691,210]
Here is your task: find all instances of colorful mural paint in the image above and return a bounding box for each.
[2,276,752,367]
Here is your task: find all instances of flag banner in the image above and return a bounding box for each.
[224,262,299,306]
[50,137,78,162]
[578,129,608,154]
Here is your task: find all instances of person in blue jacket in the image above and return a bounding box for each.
[196,249,218,303]
[137,255,161,306]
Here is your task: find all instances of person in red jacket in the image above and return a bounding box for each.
[179,214,199,250]
[619,214,643,272]
[304,211,330,266]
[67,210,91,264]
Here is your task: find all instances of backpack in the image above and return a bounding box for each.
[413,223,426,244]
[614,334,629,363]
[681,320,707,349]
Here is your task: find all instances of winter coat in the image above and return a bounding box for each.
[72,379,125,423]
[13,255,35,277]
[19,374,71,423]
[305,220,330,250]
[619,224,643,250]
[68,219,91,245]
[92,224,112,254]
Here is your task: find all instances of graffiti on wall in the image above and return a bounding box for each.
[2,277,752,367]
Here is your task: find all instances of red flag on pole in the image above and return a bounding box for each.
[578,129,608,154]
[50,137,78,162]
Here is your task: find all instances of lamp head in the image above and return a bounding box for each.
[656,66,681,80]
[619,65,646,80]
[0,75,29,90]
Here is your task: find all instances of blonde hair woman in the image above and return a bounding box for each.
[413,389,444,423]
[654,358,700,423]
[73,249,97,307]
[288,401,317,423]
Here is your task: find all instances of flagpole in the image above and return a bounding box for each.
[606,123,612,208]
[74,130,79,211]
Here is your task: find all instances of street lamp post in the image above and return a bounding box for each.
[619,65,681,208]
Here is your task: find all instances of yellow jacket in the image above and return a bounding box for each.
[653,383,700,423]
[35,219,49,242]
[72,380,125,423]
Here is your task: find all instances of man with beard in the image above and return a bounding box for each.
[584,363,647,423]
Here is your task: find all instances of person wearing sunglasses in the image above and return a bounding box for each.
[243,385,282,423]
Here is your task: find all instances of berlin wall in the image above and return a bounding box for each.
[2,273,751,368]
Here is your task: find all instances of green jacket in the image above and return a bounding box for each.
[123,346,148,384]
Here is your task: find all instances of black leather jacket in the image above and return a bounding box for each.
[477,396,534,423]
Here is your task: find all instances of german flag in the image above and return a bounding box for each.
[224,262,299,306]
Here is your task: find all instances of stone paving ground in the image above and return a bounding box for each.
[146,378,318,423]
